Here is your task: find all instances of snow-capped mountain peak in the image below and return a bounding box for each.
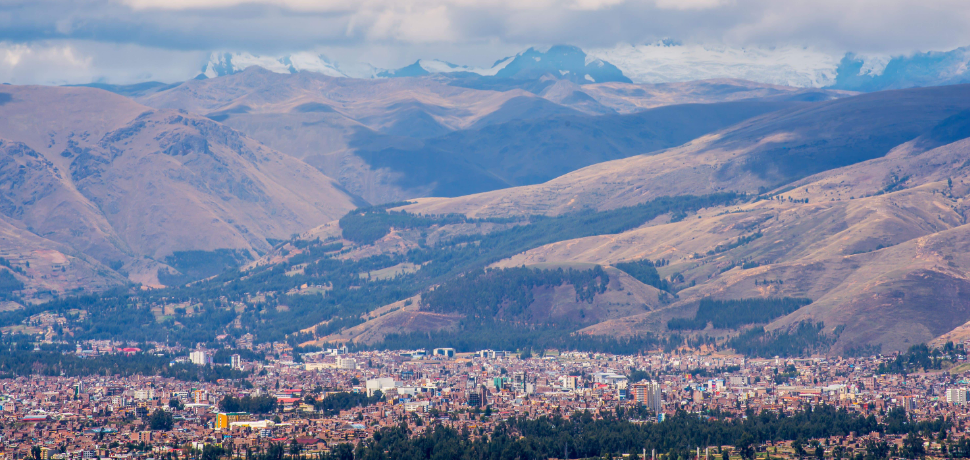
[200,52,347,79]
[196,44,970,94]
[586,41,841,88]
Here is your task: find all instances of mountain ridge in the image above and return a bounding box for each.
[0,84,359,292]
[191,43,970,93]
[138,67,833,203]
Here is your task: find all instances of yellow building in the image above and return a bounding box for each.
[216,412,248,430]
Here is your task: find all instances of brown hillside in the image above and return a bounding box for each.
[0,85,357,290]
[485,138,970,353]
[402,85,970,218]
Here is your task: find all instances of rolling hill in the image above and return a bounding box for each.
[136,67,840,202]
[9,70,970,356]
[351,100,799,197]
[402,84,970,218]
[325,84,970,354]
[0,85,358,293]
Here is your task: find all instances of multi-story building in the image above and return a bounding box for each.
[216,412,248,430]
[631,381,663,413]
[189,350,212,366]
[366,377,397,396]
[337,357,357,370]
[468,385,487,407]
[433,348,456,358]
[947,388,967,405]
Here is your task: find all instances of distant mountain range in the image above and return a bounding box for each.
[8,44,970,356]
[198,42,970,93]
[139,67,840,203]
[202,45,631,88]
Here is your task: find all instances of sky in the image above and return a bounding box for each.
[2,0,970,85]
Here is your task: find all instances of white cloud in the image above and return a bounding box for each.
[654,0,727,10]
[119,0,358,11]
[587,42,841,87]
[366,4,457,43]
[569,0,628,11]
[0,41,204,85]
[4,0,970,85]
[1,42,91,77]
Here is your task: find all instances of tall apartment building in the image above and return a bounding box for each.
[631,381,663,413]
[468,385,488,407]
[189,350,212,366]
[947,388,968,405]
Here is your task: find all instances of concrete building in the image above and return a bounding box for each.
[947,388,968,405]
[216,412,248,430]
[433,348,456,358]
[559,375,579,390]
[631,381,663,413]
[189,350,212,366]
[592,371,629,386]
[337,357,357,370]
[366,377,397,397]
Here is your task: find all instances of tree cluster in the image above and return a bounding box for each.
[667,297,811,331]
[614,259,669,291]
[325,405,947,460]
[218,394,278,414]
[310,390,384,416]
[422,266,609,319]
[727,322,837,357]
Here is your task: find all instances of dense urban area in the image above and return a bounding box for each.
[2,339,970,460]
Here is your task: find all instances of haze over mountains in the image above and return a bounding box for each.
[358,83,970,353]
[196,42,970,92]
[136,66,834,202]
[5,46,970,356]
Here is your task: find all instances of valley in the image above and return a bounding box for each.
[2,64,970,359]
[10,2,970,458]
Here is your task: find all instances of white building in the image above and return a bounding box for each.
[559,375,579,390]
[305,362,335,371]
[405,400,430,412]
[947,388,968,405]
[592,372,628,386]
[189,350,212,366]
[366,377,398,397]
[337,357,357,370]
[230,354,242,370]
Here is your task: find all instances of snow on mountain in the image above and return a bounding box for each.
[375,46,629,84]
[376,59,471,77]
[491,45,630,84]
[376,55,513,78]
[201,52,347,79]
[196,45,970,93]
[479,57,514,76]
[587,41,842,87]
[830,47,970,92]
